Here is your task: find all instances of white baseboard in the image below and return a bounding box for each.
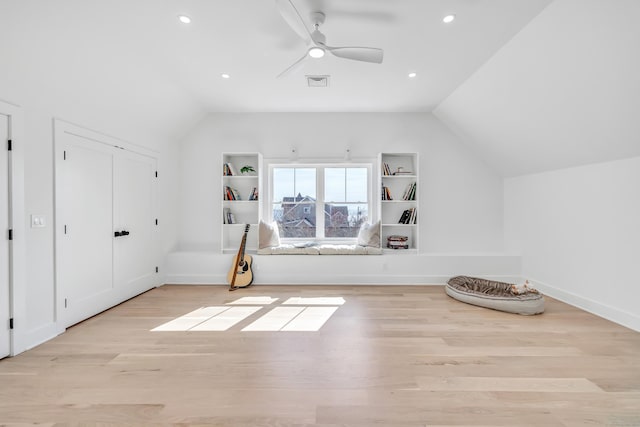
[164,274,524,286]
[528,277,640,332]
[12,322,64,356]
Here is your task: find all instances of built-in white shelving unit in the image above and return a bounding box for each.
[379,152,418,253]
[221,152,262,254]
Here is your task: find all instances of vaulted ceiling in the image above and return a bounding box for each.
[1,0,638,176]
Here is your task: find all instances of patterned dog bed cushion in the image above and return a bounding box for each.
[445,276,545,315]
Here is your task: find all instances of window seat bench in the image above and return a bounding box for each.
[257,244,382,255]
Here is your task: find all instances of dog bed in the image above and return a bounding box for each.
[445,276,545,315]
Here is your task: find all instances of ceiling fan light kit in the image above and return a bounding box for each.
[308,47,325,58]
[275,0,384,79]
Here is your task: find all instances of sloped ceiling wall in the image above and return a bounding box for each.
[0,1,205,147]
[434,0,640,177]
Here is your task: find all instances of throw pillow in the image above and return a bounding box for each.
[357,220,381,247]
[258,220,281,249]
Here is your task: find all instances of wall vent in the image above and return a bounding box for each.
[306,75,330,87]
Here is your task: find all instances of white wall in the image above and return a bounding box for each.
[505,157,640,331]
[0,103,192,353]
[169,112,516,284]
[434,0,640,177]
[0,3,204,353]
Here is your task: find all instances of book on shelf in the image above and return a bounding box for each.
[223,208,236,224]
[398,207,417,224]
[248,187,258,201]
[223,186,241,200]
[223,163,237,176]
[402,182,417,201]
[382,162,392,176]
[381,185,393,201]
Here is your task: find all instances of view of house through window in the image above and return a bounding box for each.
[271,165,370,240]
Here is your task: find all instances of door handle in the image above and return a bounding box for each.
[114,231,122,237]
[121,230,130,236]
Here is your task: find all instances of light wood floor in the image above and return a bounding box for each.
[1,285,639,426]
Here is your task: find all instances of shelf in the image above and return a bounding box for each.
[379,152,419,252]
[221,152,262,253]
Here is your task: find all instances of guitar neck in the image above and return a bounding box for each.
[237,224,250,262]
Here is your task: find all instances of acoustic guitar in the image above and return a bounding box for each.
[227,224,253,291]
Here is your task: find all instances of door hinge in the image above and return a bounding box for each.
[9,318,14,329]
[7,139,12,151]
[155,266,159,273]
[155,218,158,226]
[155,171,158,178]
[64,298,67,308]
[8,229,13,240]
[64,225,67,234]
[63,150,67,160]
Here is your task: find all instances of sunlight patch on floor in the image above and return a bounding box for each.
[190,306,262,331]
[227,296,279,305]
[151,306,230,331]
[151,296,343,332]
[281,306,339,331]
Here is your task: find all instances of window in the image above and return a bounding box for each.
[270,164,371,240]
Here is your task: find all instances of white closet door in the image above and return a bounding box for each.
[0,113,10,358]
[113,150,157,299]
[59,134,114,327]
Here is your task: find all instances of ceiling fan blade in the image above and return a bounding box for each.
[276,53,308,79]
[275,0,312,45]
[326,46,384,64]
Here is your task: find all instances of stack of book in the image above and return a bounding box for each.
[223,163,237,176]
[248,187,258,201]
[382,162,392,176]
[387,235,409,249]
[381,185,393,200]
[224,186,241,200]
[398,207,417,224]
[402,182,417,201]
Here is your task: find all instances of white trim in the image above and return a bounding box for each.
[267,162,374,242]
[53,119,161,330]
[527,276,640,332]
[0,99,27,355]
[53,118,159,158]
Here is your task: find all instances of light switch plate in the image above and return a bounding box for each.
[31,214,46,228]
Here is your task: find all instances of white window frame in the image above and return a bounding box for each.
[267,162,374,243]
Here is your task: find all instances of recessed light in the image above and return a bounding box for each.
[443,14,455,23]
[221,73,231,79]
[408,72,417,78]
[178,15,192,24]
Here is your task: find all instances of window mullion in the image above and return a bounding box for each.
[317,167,325,239]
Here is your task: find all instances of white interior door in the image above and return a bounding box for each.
[59,134,114,327]
[113,150,157,299]
[0,114,11,358]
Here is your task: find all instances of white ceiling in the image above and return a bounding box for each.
[435,0,640,176]
[0,0,553,114]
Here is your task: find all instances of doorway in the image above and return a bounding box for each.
[54,122,158,328]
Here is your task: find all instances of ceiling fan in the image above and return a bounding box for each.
[275,0,384,78]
